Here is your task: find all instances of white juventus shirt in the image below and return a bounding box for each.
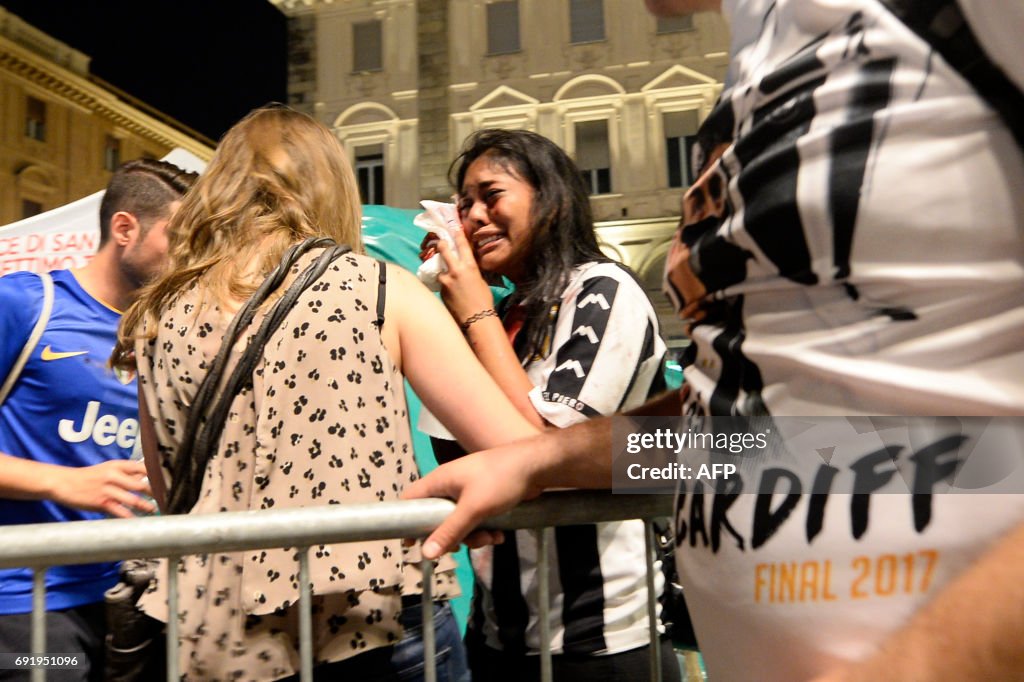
[669,1,1024,680]
[471,262,668,656]
[677,0,1024,418]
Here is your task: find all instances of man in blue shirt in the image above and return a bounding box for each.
[0,159,196,681]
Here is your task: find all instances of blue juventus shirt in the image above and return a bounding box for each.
[0,269,138,614]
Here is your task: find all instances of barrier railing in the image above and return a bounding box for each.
[0,491,675,682]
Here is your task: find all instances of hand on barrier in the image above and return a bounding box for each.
[402,441,549,560]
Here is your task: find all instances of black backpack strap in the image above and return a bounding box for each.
[374,260,387,330]
[880,0,1024,149]
[167,240,351,515]
[180,238,333,449]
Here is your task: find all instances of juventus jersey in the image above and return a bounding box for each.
[671,0,1024,418]
[471,262,668,655]
[666,1,1024,679]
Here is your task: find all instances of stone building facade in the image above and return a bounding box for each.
[272,0,731,346]
[0,7,213,226]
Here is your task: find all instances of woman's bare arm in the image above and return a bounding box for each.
[434,232,545,428]
[382,265,540,451]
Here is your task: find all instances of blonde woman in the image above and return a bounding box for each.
[115,105,536,681]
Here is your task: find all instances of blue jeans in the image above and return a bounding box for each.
[390,598,470,682]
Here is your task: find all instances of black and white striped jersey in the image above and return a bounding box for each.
[666,1,1024,680]
[672,0,1024,418]
[471,261,668,655]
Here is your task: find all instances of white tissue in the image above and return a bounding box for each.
[414,200,460,441]
[417,406,456,442]
[414,200,461,292]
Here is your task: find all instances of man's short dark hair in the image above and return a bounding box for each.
[98,158,198,245]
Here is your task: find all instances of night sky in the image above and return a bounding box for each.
[2,0,287,142]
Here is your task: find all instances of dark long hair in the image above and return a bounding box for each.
[449,129,609,360]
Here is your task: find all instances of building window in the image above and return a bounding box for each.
[22,199,43,219]
[104,135,122,172]
[25,97,46,141]
[570,0,604,44]
[487,1,520,55]
[355,144,385,205]
[575,120,611,195]
[353,20,383,72]
[657,14,694,33]
[664,110,699,188]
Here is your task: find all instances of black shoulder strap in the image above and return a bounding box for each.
[167,240,351,515]
[177,238,330,453]
[374,260,386,329]
[880,0,1024,149]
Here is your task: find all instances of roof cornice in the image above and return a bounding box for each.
[0,35,214,160]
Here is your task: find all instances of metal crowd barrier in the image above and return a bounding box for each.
[0,491,674,682]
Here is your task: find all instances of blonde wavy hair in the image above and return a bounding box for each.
[116,105,363,365]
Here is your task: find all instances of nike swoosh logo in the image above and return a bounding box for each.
[41,345,88,361]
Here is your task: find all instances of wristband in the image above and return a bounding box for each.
[460,308,498,332]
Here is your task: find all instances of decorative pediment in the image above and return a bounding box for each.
[334,102,398,128]
[469,86,539,112]
[14,164,57,195]
[642,65,717,91]
[553,75,625,102]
